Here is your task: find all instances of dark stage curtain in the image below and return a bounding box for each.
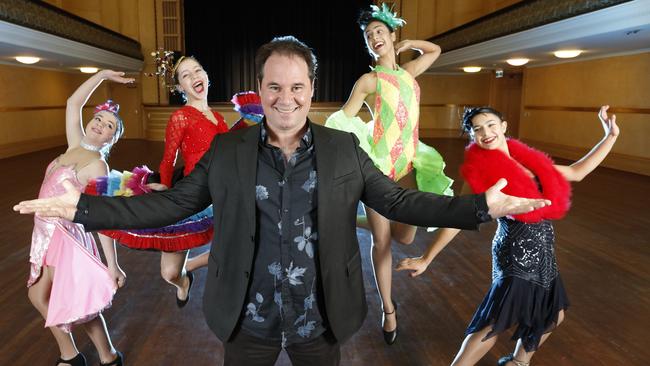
[182,0,372,103]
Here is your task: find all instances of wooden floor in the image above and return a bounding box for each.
[0,138,648,366]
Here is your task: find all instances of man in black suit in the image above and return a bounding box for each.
[16,36,549,366]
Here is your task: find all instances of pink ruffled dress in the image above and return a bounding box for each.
[27,159,117,332]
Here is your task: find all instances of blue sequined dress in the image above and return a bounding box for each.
[465,217,570,351]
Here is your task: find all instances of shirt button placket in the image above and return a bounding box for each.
[280,173,293,337]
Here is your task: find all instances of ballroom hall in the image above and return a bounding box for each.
[1,1,648,365]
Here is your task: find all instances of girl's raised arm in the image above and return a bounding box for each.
[65,70,134,149]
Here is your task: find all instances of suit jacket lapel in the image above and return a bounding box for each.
[312,123,336,275]
[236,124,260,237]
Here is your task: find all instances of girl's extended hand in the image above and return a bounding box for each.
[395,40,413,55]
[109,265,127,288]
[598,105,620,138]
[14,180,81,220]
[146,183,168,191]
[396,256,431,277]
[100,70,135,84]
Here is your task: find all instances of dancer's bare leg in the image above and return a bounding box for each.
[505,310,566,365]
[390,221,417,245]
[83,314,118,363]
[390,171,418,245]
[451,326,499,366]
[160,250,190,300]
[27,266,79,362]
[366,206,396,332]
[185,251,209,272]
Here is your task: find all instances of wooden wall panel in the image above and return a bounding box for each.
[44,0,142,42]
[418,73,492,104]
[0,64,140,159]
[416,73,492,137]
[524,54,650,107]
[400,0,522,40]
[42,0,160,140]
[521,53,650,176]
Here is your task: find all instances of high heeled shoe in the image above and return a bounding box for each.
[382,300,398,345]
[100,351,124,366]
[55,352,86,366]
[176,271,194,308]
[497,354,529,366]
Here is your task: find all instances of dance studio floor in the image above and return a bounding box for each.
[1,138,648,365]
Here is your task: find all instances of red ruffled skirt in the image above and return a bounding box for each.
[86,166,213,252]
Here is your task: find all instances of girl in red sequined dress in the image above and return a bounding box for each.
[151,56,228,306]
[181,90,263,272]
[120,56,228,307]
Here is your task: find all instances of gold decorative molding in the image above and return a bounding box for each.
[524,105,650,114]
[428,0,632,52]
[420,103,460,108]
[0,0,142,59]
[156,0,184,53]
[143,103,471,141]
[143,103,372,141]
[420,128,464,139]
[0,105,95,112]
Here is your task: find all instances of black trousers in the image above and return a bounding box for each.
[223,330,340,366]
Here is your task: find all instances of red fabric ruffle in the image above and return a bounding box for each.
[100,227,213,252]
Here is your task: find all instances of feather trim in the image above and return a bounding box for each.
[460,139,571,223]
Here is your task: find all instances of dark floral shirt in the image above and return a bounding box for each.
[240,122,325,346]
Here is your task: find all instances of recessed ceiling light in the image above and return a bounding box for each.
[15,56,40,64]
[463,66,482,73]
[506,58,529,66]
[79,67,99,73]
[554,50,582,58]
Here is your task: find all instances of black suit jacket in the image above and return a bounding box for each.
[75,122,489,343]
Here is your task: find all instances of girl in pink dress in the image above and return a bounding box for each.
[27,70,133,366]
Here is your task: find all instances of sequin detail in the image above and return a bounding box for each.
[159,105,228,187]
[492,218,558,288]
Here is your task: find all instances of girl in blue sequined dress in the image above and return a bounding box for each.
[397,106,619,366]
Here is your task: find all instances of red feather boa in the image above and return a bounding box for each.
[460,139,571,223]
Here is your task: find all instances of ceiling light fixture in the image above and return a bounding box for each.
[79,67,99,74]
[506,58,529,66]
[554,50,582,58]
[463,66,482,73]
[15,56,40,64]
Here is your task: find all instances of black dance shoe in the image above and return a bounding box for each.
[100,351,124,366]
[382,300,398,345]
[55,352,86,366]
[176,271,194,308]
[497,354,529,366]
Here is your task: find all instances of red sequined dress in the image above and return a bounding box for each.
[99,106,229,252]
[159,105,229,187]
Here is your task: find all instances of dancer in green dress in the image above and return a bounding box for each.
[325,3,452,345]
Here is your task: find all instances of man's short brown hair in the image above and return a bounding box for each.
[255,36,318,83]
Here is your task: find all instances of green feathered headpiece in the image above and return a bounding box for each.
[370,3,406,30]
